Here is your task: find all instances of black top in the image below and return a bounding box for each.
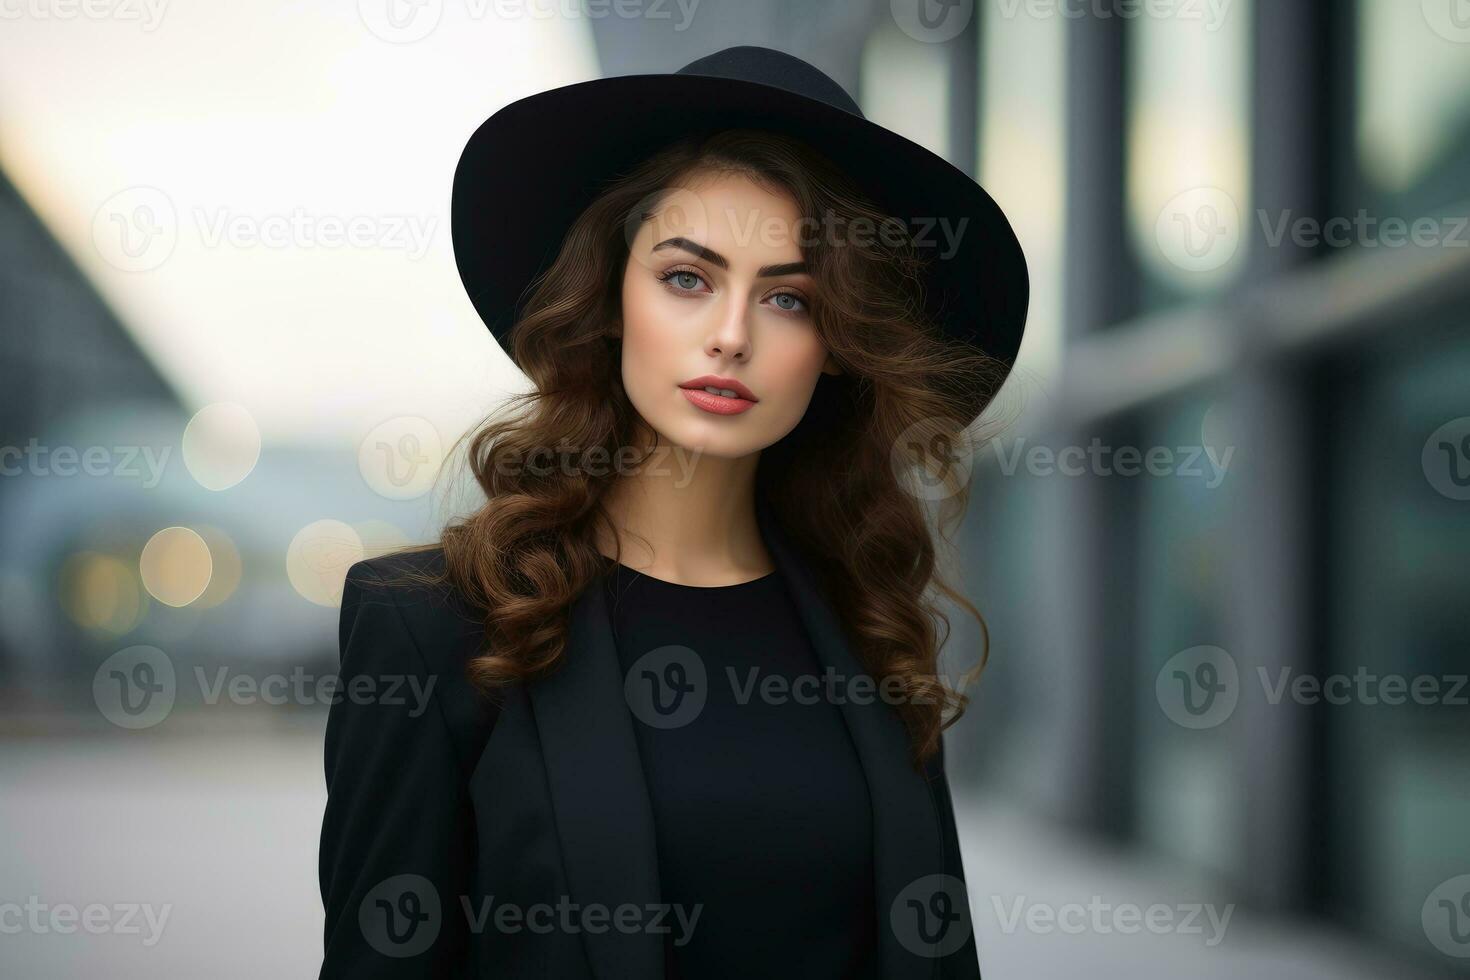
[603,561,879,979]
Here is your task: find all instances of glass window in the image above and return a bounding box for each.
[1133,390,1237,876]
[1125,1,1253,304]
[957,457,1052,797]
[859,20,952,161]
[1325,315,1470,966]
[1354,0,1470,215]
[979,3,1066,377]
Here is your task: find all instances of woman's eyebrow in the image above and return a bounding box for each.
[652,236,808,278]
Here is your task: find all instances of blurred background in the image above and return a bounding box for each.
[1,0,1467,976]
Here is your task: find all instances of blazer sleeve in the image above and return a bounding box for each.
[318,561,476,978]
[933,735,983,979]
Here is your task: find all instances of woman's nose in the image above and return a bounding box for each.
[705,293,754,360]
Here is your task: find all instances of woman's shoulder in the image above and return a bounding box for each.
[337,544,498,770]
[343,545,477,631]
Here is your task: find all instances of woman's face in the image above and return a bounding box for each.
[617,171,840,460]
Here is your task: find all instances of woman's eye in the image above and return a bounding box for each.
[658,267,807,315]
[660,268,707,292]
[768,292,807,314]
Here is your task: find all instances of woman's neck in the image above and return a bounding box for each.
[595,440,773,588]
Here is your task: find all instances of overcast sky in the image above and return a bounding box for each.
[0,0,597,448]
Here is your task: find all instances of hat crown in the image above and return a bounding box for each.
[675,45,864,119]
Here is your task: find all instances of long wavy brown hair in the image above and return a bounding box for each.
[385,127,1008,770]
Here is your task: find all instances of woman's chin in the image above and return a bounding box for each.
[655,423,761,462]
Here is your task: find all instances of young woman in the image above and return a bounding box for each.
[318,45,1028,979]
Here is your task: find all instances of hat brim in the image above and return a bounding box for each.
[451,70,1029,370]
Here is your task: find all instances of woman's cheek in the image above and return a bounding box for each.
[621,332,660,403]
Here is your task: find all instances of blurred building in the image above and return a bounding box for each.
[939,2,1470,976]
[0,169,182,689]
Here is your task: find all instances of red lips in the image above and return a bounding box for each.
[677,375,758,402]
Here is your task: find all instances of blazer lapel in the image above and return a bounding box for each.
[756,498,948,980]
[525,577,665,980]
[524,498,947,980]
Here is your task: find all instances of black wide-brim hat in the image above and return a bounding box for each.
[451,44,1029,375]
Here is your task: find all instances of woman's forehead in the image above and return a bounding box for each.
[640,176,809,267]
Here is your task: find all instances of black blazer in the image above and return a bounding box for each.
[318,499,982,979]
